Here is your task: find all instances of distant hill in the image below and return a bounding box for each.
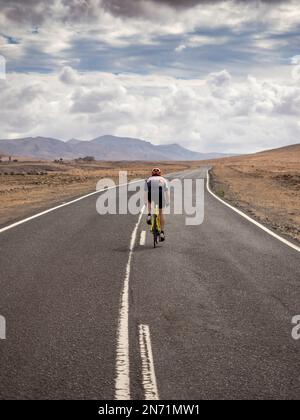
[155,143,227,161]
[0,137,75,160]
[255,143,300,156]
[0,135,232,161]
[67,138,83,146]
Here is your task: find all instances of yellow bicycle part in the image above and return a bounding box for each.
[150,206,161,234]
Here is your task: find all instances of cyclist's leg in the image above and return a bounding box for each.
[159,208,166,242]
[159,189,166,232]
[145,190,152,225]
[146,190,152,224]
[147,201,152,225]
[159,208,165,232]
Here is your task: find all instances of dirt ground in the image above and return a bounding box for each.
[207,144,300,243]
[0,160,192,226]
[1,145,299,244]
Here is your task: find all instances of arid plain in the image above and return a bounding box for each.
[0,144,299,243]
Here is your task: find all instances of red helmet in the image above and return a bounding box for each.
[152,168,162,176]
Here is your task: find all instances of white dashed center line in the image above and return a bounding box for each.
[140,231,146,246]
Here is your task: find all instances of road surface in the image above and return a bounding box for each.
[0,168,299,400]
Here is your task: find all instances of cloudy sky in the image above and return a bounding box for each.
[0,0,300,153]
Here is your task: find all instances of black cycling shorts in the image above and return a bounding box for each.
[148,187,165,209]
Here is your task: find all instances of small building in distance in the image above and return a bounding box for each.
[0,154,15,163]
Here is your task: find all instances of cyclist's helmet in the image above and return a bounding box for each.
[152,168,162,176]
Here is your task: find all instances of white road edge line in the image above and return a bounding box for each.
[115,206,145,400]
[0,180,144,235]
[0,168,185,235]
[139,324,160,400]
[140,231,146,246]
[206,170,300,253]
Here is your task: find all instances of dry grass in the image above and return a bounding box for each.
[0,160,192,226]
[1,146,298,243]
[206,144,300,243]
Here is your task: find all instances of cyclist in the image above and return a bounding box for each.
[144,168,170,242]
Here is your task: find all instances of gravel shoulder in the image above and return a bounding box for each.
[207,145,300,243]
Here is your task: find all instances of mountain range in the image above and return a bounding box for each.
[0,135,232,161]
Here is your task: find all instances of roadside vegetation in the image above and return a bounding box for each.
[0,159,192,226]
[207,144,300,243]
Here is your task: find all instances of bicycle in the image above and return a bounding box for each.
[150,205,161,248]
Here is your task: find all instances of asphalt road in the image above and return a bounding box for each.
[0,168,299,400]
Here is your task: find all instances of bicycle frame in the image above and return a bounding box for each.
[150,205,161,248]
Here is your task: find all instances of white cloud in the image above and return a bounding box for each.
[291,55,300,65]
[1,1,300,153]
[1,1,300,52]
[175,35,229,53]
[1,67,300,153]
[207,69,232,87]
[59,66,80,84]
[253,36,288,51]
[175,44,186,53]
[292,65,300,82]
